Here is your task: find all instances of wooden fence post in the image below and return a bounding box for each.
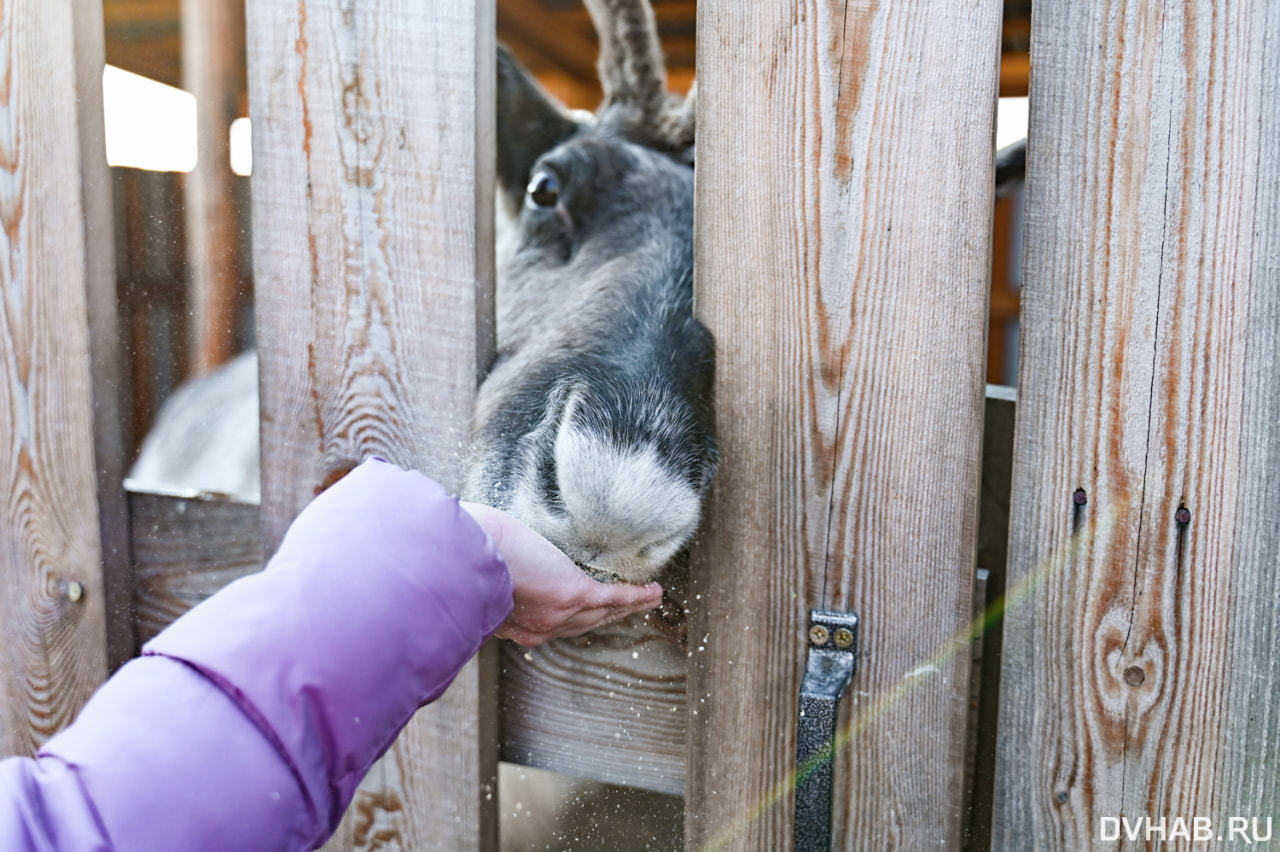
[247,0,496,849]
[994,1,1280,846]
[0,0,127,754]
[182,0,248,376]
[687,2,1001,848]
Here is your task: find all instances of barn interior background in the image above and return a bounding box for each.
[3,1,1277,850]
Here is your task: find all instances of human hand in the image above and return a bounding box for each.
[459,501,664,646]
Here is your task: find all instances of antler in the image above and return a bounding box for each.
[656,80,696,151]
[583,0,696,152]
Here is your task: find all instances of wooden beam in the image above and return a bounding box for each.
[182,0,247,375]
[999,51,1029,98]
[686,1,1001,847]
[128,489,261,646]
[987,197,1014,384]
[103,0,181,86]
[104,0,179,28]
[561,0,697,31]
[247,0,497,849]
[0,0,121,754]
[500,616,686,795]
[497,0,599,84]
[994,1,1280,845]
[533,68,602,111]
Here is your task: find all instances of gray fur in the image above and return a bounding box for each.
[469,28,715,583]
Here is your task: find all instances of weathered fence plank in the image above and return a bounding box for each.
[247,0,496,849]
[994,1,1280,847]
[73,0,133,673]
[687,1,1001,848]
[0,0,121,754]
[128,489,261,646]
[500,616,687,795]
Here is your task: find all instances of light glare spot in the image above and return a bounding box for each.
[102,66,197,173]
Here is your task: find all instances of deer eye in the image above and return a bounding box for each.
[526,170,561,209]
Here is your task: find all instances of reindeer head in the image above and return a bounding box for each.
[464,0,715,584]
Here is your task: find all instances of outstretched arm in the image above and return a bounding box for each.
[0,459,660,852]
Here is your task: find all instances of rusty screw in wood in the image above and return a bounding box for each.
[1123,666,1145,687]
[1073,489,1088,506]
[1176,507,1191,524]
[58,579,83,604]
[809,625,830,646]
[832,627,855,649]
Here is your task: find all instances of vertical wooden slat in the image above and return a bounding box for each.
[247,0,496,849]
[74,0,133,671]
[0,0,117,753]
[994,1,1280,847]
[1214,2,1280,828]
[687,2,1000,849]
[182,0,248,375]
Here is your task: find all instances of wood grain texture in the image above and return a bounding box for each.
[74,0,134,671]
[247,0,497,849]
[686,1,1001,849]
[993,2,1280,847]
[0,0,113,756]
[501,615,687,795]
[127,489,262,645]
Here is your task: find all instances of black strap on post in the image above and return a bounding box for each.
[795,609,859,852]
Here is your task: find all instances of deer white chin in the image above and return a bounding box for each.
[507,423,701,585]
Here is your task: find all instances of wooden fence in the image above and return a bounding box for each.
[1,1,1277,850]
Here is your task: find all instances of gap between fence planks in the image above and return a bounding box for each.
[0,0,124,757]
[247,1,496,849]
[686,1,1001,848]
[994,1,1280,847]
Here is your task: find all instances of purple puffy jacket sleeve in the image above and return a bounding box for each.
[0,459,513,852]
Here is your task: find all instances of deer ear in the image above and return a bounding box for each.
[496,44,580,215]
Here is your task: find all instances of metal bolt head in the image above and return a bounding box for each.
[1123,665,1145,687]
[1175,507,1191,524]
[832,627,855,649]
[1073,489,1088,506]
[808,625,830,646]
[58,579,83,603]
